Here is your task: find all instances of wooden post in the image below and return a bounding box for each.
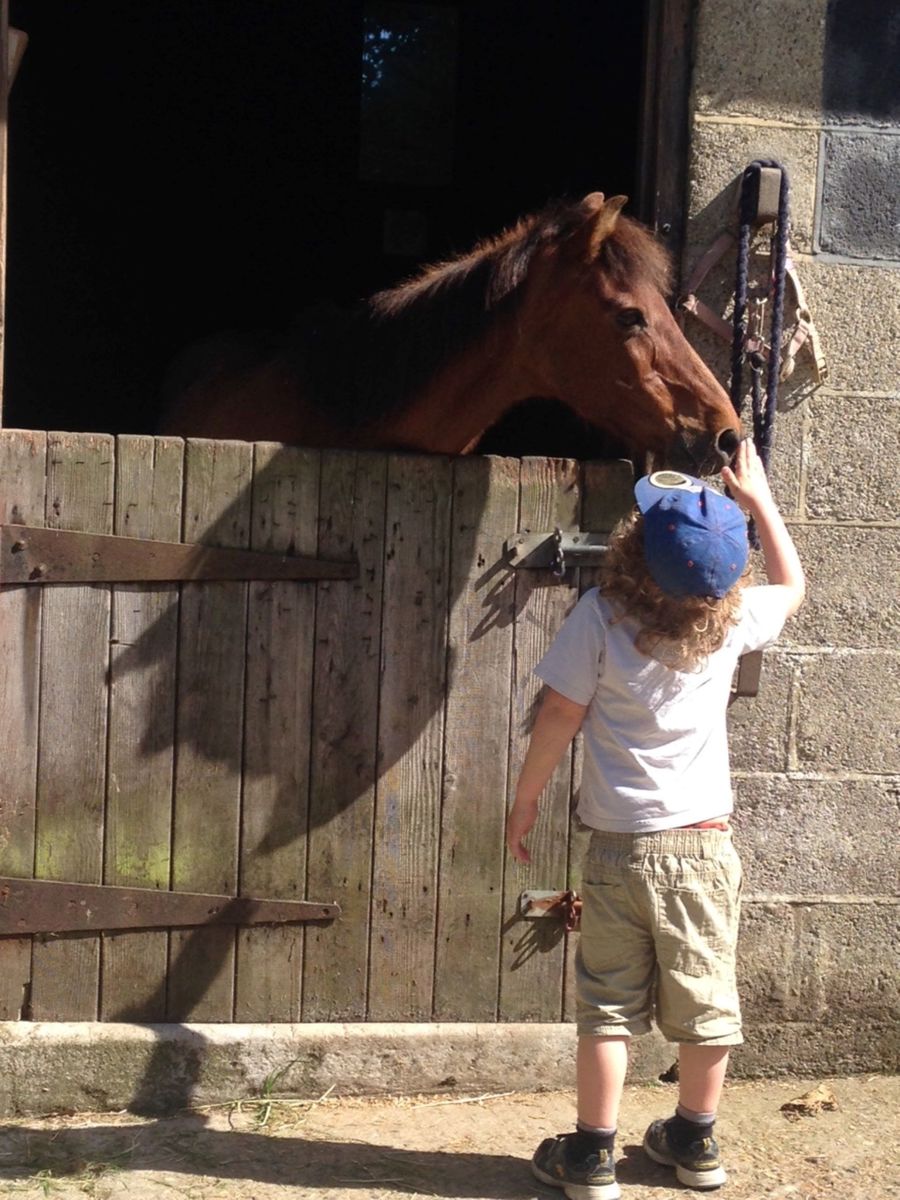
[636,0,696,266]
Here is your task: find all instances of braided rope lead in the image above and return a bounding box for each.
[729,161,791,474]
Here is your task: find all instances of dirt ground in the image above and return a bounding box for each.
[0,1075,897,1200]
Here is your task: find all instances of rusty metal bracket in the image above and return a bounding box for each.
[520,889,582,932]
[749,166,783,226]
[0,877,340,936]
[506,530,609,573]
[0,525,358,585]
[732,649,763,699]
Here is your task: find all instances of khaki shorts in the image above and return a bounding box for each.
[576,828,743,1045]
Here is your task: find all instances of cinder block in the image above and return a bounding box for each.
[795,652,900,772]
[788,526,900,648]
[764,400,807,517]
[733,775,900,894]
[694,0,827,123]
[823,0,900,127]
[818,131,900,261]
[688,122,820,252]
[806,394,900,521]
[739,900,900,1024]
[799,260,900,393]
[733,1019,899,1077]
[728,651,793,772]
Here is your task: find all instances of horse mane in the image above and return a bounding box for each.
[290,199,671,430]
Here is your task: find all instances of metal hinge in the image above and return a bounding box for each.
[0,525,358,585]
[0,878,340,935]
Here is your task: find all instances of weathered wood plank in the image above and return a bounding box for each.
[168,438,252,1021]
[101,435,183,1020]
[304,451,387,1021]
[500,457,581,1022]
[433,456,519,1020]
[562,459,635,1021]
[235,443,319,1022]
[0,430,46,1017]
[580,460,635,542]
[31,433,114,1019]
[368,453,452,1020]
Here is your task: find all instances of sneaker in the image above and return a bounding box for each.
[531,1132,621,1200]
[643,1117,727,1189]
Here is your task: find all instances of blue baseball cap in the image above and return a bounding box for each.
[634,470,748,598]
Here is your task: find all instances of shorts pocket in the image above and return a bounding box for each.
[657,876,740,978]
[582,867,624,889]
[583,842,629,888]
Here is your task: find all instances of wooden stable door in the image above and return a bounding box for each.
[0,430,633,1023]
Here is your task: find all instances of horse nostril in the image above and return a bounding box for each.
[716,428,741,462]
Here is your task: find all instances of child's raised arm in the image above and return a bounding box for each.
[721,440,806,616]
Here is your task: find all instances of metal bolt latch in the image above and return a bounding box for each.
[520,889,583,932]
[506,531,609,572]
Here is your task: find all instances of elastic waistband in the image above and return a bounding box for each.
[588,827,734,857]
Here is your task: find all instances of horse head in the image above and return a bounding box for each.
[520,192,740,474]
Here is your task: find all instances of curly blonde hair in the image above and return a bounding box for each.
[597,511,751,670]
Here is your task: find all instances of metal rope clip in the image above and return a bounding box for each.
[745,294,769,359]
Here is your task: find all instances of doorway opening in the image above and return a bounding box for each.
[6,0,649,457]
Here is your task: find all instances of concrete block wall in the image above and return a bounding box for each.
[687,0,899,1074]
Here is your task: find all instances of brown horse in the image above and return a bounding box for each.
[161,193,740,472]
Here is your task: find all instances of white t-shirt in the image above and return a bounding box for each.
[534,585,791,832]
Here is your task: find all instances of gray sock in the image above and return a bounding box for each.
[675,1103,716,1126]
[577,1121,617,1136]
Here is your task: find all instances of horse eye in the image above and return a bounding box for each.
[616,307,646,329]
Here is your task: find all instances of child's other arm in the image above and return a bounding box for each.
[506,687,588,864]
[722,439,806,617]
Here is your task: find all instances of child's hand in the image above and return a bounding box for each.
[721,438,773,515]
[506,797,539,864]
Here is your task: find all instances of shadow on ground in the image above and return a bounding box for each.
[1,1078,896,1199]
[4,1118,540,1196]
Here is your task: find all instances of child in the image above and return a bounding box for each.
[507,439,805,1198]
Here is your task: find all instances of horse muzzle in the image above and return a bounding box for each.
[667,426,741,476]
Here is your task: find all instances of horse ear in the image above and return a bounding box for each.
[578,192,606,214]
[578,194,629,260]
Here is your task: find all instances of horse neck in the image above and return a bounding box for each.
[379,318,533,454]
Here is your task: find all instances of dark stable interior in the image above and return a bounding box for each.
[6,0,646,458]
